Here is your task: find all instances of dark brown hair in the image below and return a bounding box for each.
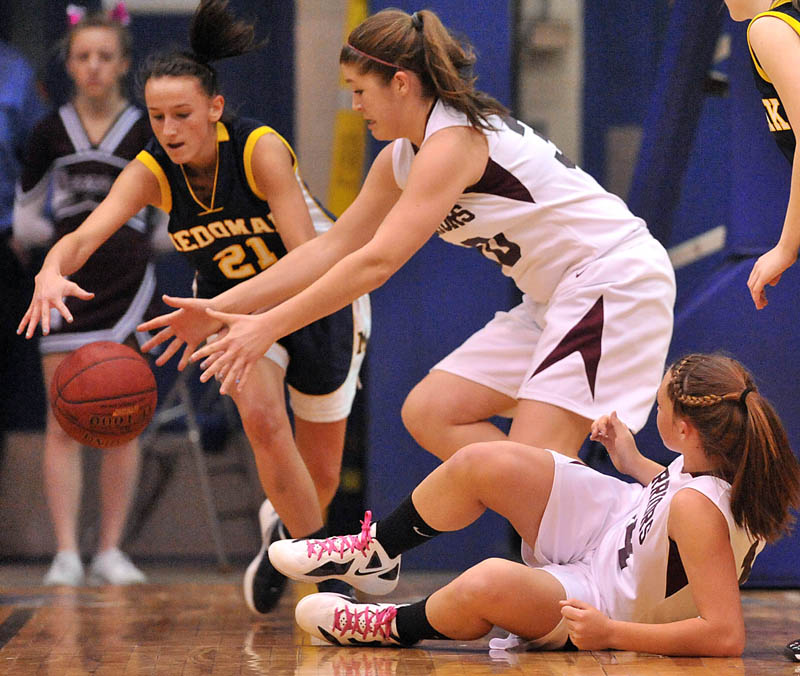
[137,0,262,97]
[340,8,508,131]
[668,353,800,542]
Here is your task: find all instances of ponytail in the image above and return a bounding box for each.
[341,9,507,131]
[137,0,264,97]
[668,354,800,543]
[189,0,260,66]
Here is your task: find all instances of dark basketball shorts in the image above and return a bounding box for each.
[269,294,370,423]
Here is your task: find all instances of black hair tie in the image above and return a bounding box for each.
[189,51,211,65]
[411,11,423,31]
[739,387,754,408]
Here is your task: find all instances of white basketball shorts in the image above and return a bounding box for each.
[432,235,675,432]
[521,450,643,620]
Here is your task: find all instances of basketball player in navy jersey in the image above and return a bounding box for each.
[723,1,800,309]
[143,8,675,465]
[18,0,368,614]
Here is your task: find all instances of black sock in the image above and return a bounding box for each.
[395,597,450,644]
[376,494,442,558]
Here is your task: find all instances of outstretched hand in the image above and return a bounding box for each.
[189,308,274,394]
[137,295,223,370]
[590,411,639,476]
[746,245,795,310]
[560,599,613,650]
[17,268,94,338]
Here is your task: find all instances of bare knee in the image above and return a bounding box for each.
[401,380,441,443]
[236,395,291,449]
[450,558,512,610]
[445,441,532,488]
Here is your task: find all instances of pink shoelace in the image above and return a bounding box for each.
[332,601,398,642]
[305,511,375,560]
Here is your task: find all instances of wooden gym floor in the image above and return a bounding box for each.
[0,562,798,675]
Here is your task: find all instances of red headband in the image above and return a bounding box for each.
[345,42,403,70]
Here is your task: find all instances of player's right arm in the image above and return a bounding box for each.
[18,160,160,338]
[590,411,664,485]
[746,16,800,309]
[562,488,746,656]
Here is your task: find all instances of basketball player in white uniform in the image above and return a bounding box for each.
[266,353,799,655]
[139,8,674,462]
[394,100,674,438]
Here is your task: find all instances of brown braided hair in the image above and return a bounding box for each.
[340,8,508,131]
[667,353,800,542]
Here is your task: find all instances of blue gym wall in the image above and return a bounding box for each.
[586,2,799,586]
[363,0,518,570]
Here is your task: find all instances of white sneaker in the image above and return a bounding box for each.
[295,592,410,647]
[268,511,400,596]
[88,548,147,585]
[43,551,84,586]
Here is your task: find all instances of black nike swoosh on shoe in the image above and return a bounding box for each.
[353,563,399,580]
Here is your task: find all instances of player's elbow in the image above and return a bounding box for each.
[357,246,403,288]
[707,623,745,657]
[722,629,746,657]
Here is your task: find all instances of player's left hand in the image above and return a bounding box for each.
[137,296,222,370]
[559,599,613,650]
[190,308,274,394]
[747,245,796,310]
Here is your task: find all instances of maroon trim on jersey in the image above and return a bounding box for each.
[465,158,535,203]
[665,537,688,597]
[530,296,603,397]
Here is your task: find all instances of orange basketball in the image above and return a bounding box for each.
[50,341,157,449]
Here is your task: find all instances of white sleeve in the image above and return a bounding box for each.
[148,206,173,253]
[12,178,54,248]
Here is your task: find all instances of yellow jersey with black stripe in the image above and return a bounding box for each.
[136,117,334,297]
[748,0,799,162]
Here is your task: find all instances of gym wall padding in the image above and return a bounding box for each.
[363,0,518,570]
[627,14,800,586]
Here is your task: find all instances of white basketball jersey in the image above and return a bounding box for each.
[592,456,763,624]
[392,101,652,303]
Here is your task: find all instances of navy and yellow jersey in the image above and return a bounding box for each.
[136,116,334,298]
[748,0,799,162]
